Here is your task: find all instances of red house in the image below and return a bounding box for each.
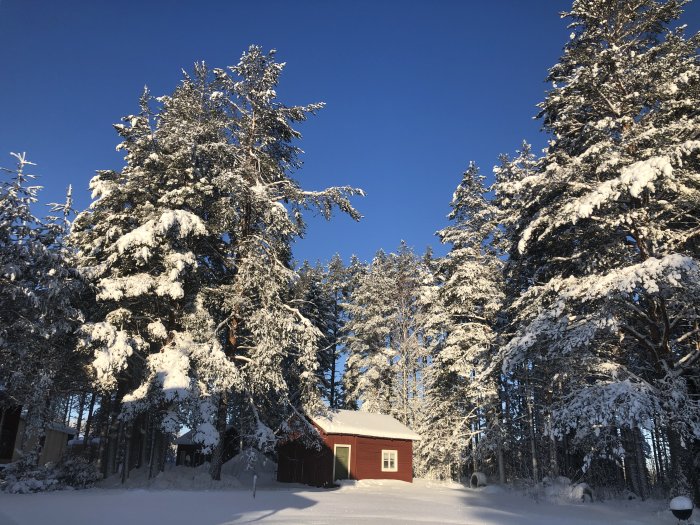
[277,409,421,487]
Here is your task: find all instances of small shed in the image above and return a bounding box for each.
[15,420,76,465]
[277,409,420,486]
[2,417,75,466]
[175,426,239,467]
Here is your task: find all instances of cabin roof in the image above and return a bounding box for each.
[176,429,197,445]
[310,409,421,441]
[176,425,235,446]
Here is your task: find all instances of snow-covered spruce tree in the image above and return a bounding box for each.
[0,154,85,467]
[292,262,333,403]
[323,254,352,409]
[72,47,362,481]
[343,251,393,414]
[339,254,367,410]
[496,0,700,497]
[492,143,554,483]
[293,255,350,409]
[344,243,434,427]
[415,163,504,481]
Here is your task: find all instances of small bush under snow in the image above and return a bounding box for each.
[0,461,59,494]
[0,456,102,493]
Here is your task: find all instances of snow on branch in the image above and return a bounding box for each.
[114,209,207,256]
[80,322,146,391]
[295,186,364,221]
[502,254,699,370]
[519,155,676,252]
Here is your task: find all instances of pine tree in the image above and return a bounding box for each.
[340,254,367,410]
[71,47,363,481]
[324,254,351,408]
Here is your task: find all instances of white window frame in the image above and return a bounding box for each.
[333,444,352,480]
[381,449,398,472]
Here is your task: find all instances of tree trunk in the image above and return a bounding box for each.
[667,427,690,497]
[526,381,539,482]
[633,427,649,500]
[100,394,122,477]
[109,420,124,477]
[623,426,649,499]
[121,422,132,484]
[138,414,149,469]
[497,439,506,484]
[147,424,159,480]
[83,393,96,452]
[158,431,167,473]
[650,421,662,485]
[549,430,559,478]
[74,392,87,440]
[209,392,229,481]
[62,394,72,428]
[95,395,111,468]
[0,408,6,445]
[20,394,51,467]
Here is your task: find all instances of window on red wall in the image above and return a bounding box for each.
[381,449,398,472]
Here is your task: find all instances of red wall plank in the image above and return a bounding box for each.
[321,433,413,483]
[278,428,415,485]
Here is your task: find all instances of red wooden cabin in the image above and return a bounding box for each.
[277,409,420,487]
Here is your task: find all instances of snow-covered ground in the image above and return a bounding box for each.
[0,478,689,525]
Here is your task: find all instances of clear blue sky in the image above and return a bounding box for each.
[2,1,698,265]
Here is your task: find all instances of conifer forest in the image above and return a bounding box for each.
[1,0,699,510]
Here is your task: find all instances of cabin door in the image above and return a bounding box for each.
[333,445,351,480]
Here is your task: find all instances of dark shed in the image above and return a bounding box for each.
[175,426,239,467]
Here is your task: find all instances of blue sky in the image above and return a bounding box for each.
[2,1,698,265]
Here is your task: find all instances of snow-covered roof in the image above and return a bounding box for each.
[176,429,196,446]
[47,422,76,435]
[176,425,235,446]
[310,410,420,441]
[18,414,75,436]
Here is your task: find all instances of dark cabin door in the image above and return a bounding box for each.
[334,445,350,480]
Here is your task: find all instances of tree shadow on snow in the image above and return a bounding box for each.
[212,487,323,525]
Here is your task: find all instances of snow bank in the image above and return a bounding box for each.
[221,448,277,488]
[540,476,593,503]
[99,450,278,491]
[480,484,505,494]
[336,478,411,490]
[99,462,241,491]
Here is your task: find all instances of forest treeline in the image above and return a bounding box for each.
[1,0,699,501]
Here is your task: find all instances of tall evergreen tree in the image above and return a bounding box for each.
[493,143,553,483]
[72,47,363,481]
[293,255,350,408]
[344,243,434,426]
[416,163,503,480]
[0,154,84,466]
[495,0,700,497]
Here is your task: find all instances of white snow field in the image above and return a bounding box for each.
[0,479,688,525]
